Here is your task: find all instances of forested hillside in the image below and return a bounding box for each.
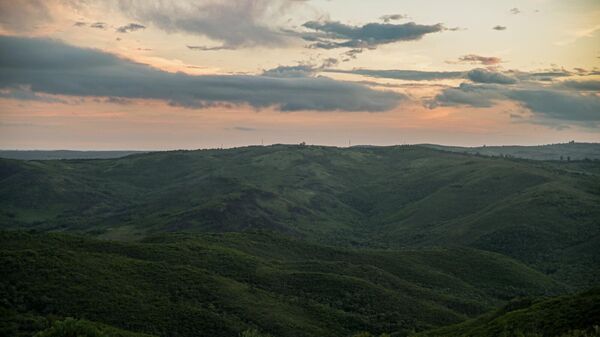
[1,145,599,336]
[2,145,599,287]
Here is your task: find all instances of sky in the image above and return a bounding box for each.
[0,0,599,150]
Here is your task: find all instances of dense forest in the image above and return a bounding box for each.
[1,145,599,336]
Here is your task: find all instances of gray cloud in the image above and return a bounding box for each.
[325,68,465,81]
[0,36,404,112]
[301,20,445,50]
[0,86,66,103]
[507,90,600,123]
[510,8,521,15]
[116,23,146,33]
[467,68,517,84]
[429,82,600,125]
[116,0,301,49]
[428,83,503,108]
[380,14,408,23]
[262,64,316,78]
[562,80,600,91]
[90,22,107,29]
[493,25,507,31]
[456,54,502,65]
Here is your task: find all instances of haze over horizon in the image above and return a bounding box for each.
[1,0,599,149]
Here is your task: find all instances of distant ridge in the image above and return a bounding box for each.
[0,150,147,160]
[422,142,600,161]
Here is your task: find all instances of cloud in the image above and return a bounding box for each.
[116,23,146,33]
[116,0,303,49]
[262,64,316,78]
[187,45,235,51]
[456,54,502,65]
[380,14,408,23]
[325,68,465,81]
[0,86,66,103]
[467,68,517,84]
[562,79,600,91]
[0,36,404,112]
[507,90,600,123]
[514,69,572,82]
[428,83,503,108]
[301,20,445,50]
[493,25,507,31]
[74,21,87,27]
[90,22,107,29]
[510,8,521,15]
[429,82,600,125]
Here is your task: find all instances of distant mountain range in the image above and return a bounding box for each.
[0,150,146,160]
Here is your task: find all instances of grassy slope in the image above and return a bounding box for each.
[414,288,600,337]
[0,231,564,337]
[1,145,599,288]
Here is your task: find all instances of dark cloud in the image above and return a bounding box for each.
[90,22,107,29]
[467,68,517,84]
[325,68,465,81]
[429,82,600,125]
[493,25,507,31]
[321,57,339,68]
[456,54,502,65]
[562,80,600,91]
[428,83,503,108]
[0,86,66,103]
[507,90,600,123]
[116,23,146,33]
[380,14,408,23]
[343,48,363,60]
[0,36,404,112]
[74,21,87,27]
[301,20,445,50]
[513,69,572,82]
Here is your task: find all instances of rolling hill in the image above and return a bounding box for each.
[1,145,599,288]
[414,287,600,337]
[0,230,564,337]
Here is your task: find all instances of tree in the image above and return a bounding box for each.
[34,318,107,337]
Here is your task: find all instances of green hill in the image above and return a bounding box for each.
[423,142,600,161]
[1,145,599,288]
[0,230,564,337]
[414,288,600,337]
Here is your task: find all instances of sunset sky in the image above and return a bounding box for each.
[0,0,599,149]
